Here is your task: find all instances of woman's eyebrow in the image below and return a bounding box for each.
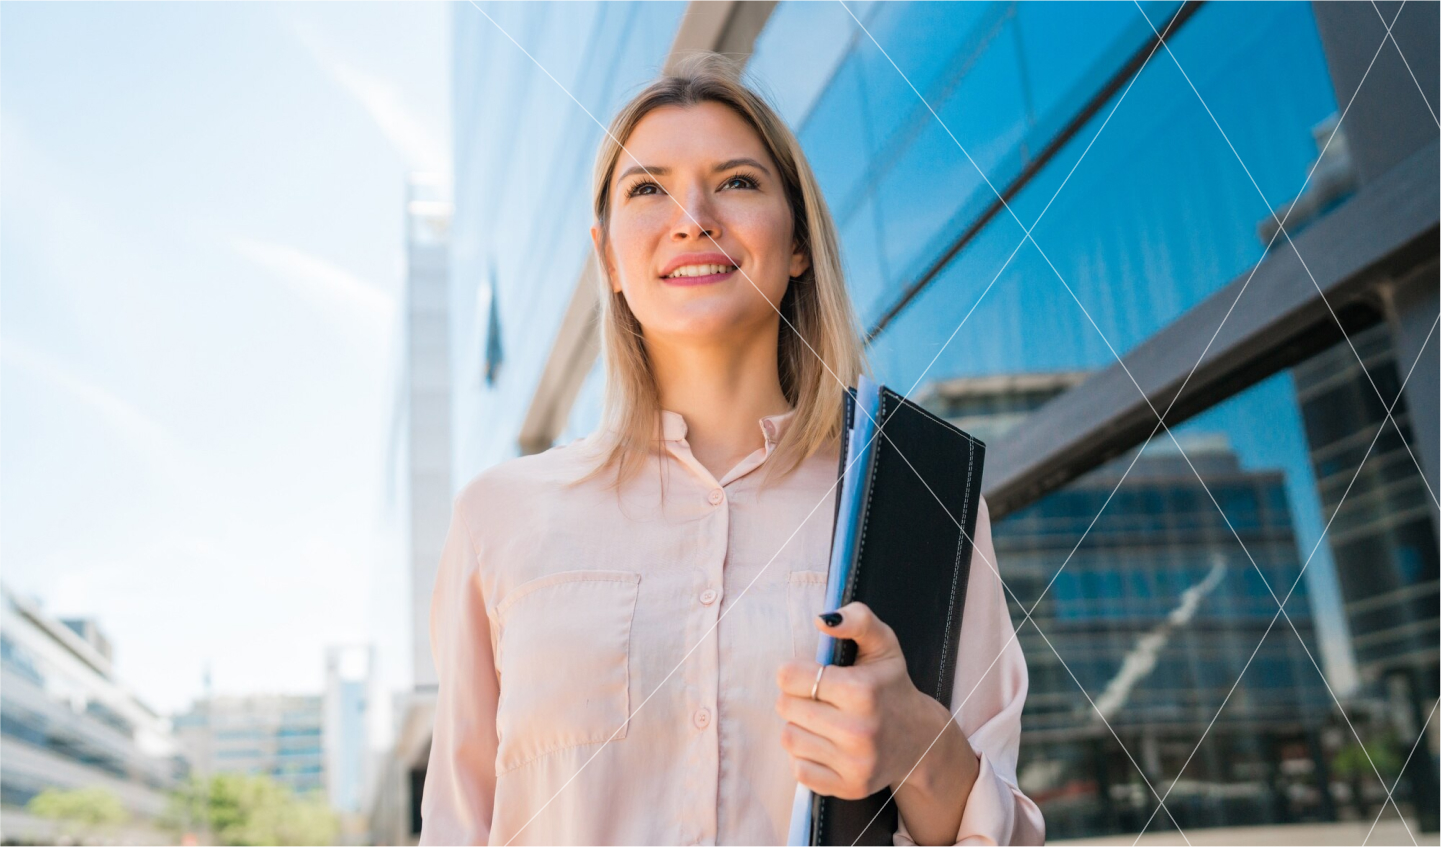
[616,157,772,182]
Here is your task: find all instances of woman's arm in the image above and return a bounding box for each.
[775,495,1045,846]
[891,495,1045,846]
[418,499,500,846]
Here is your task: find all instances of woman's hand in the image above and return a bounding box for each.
[775,601,981,845]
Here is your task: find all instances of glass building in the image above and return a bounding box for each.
[430,1,1438,841]
[1294,322,1439,683]
[173,693,327,797]
[929,374,1336,834]
[0,583,188,844]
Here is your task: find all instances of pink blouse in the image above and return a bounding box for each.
[419,408,1045,845]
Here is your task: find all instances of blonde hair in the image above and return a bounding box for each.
[582,52,868,489]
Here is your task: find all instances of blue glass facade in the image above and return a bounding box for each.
[926,372,1336,835]
[450,2,688,476]
[448,1,1438,839]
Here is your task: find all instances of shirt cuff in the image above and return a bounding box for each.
[892,751,1014,846]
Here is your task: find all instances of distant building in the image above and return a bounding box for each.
[0,583,186,844]
[925,374,1336,838]
[1292,322,1438,688]
[1292,321,1440,829]
[323,644,375,821]
[367,172,452,847]
[172,693,326,798]
[404,172,453,694]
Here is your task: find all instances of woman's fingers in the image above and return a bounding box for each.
[779,720,842,768]
[812,601,903,664]
[776,658,870,710]
[776,658,824,699]
[775,686,841,730]
[791,754,846,797]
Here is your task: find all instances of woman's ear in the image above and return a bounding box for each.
[789,237,811,281]
[591,223,622,293]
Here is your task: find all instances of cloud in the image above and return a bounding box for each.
[288,19,448,172]
[230,236,396,332]
[0,338,192,478]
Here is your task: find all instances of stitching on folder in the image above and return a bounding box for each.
[936,434,974,702]
[901,395,983,448]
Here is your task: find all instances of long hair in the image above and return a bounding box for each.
[581,52,868,489]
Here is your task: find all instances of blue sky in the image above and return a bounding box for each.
[2,1,450,728]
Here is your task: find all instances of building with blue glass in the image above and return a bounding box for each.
[403,1,1438,841]
[928,373,1336,835]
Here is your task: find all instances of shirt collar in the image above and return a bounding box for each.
[656,406,798,451]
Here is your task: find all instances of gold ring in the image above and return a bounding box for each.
[810,664,827,701]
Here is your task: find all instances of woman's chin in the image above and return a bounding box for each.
[645,309,774,345]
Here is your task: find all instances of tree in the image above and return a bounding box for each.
[160,773,339,846]
[26,785,130,844]
[1333,730,1404,819]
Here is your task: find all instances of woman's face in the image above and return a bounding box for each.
[592,101,810,346]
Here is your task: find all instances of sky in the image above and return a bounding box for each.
[1,0,451,736]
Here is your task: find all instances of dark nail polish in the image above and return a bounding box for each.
[818,611,843,627]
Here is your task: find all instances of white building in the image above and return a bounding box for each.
[0,583,185,844]
[366,172,453,847]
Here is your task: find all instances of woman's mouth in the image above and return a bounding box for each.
[660,263,738,286]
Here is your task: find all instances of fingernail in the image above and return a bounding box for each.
[818,611,843,627]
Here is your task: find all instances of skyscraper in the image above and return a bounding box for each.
[926,375,1335,838]
[1292,320,1440,830]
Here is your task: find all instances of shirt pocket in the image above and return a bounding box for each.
[786,570,829,660]
[492,569,641,774]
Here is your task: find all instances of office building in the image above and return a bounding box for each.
[324,643,376,840]
[434,0,1438,838]
[927,374,1336,837]
[1294,323,1438,684]
[405,172,455,694]
[172,693,326,798]
[366,173,454,845]
[0,583,186,844]
[1293,320,1440,830]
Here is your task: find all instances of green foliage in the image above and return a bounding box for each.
[1333,730,1404,782]
[26,786,130,842]
[161,773,339,846]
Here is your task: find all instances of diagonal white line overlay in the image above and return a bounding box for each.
[465,2,1156,842]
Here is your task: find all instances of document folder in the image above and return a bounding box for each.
[787,375,987,845]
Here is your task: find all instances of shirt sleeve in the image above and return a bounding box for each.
[418,497,500,846]
[893,495,1046,846]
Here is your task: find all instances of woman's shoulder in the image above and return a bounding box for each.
[454,432,603,516]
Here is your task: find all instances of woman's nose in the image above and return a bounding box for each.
[670,185,720,240]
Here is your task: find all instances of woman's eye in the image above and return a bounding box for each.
[723,173,760,190]
[625,172,758,199]
[626,180,661,199]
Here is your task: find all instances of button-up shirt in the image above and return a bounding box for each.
[419,408,1044,845]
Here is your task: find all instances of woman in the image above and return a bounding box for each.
[420,53,1044,846]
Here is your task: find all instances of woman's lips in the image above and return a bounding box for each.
[660,267,737,286]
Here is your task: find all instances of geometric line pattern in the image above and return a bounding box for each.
[463,2,1438,844]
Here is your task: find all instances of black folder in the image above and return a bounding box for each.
[809,385,987,846]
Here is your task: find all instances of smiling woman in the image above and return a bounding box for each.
[584,71,865,490]
[419,52,1044,846]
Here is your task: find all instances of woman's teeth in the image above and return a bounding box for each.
[665,264,736,278]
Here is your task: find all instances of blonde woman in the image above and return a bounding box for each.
[420,54,1044,846]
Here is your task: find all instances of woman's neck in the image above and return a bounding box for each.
[647,324,792,481]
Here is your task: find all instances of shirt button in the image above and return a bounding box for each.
[693,707,711,729]
[700,588,718,606]
[707,488,724,505]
